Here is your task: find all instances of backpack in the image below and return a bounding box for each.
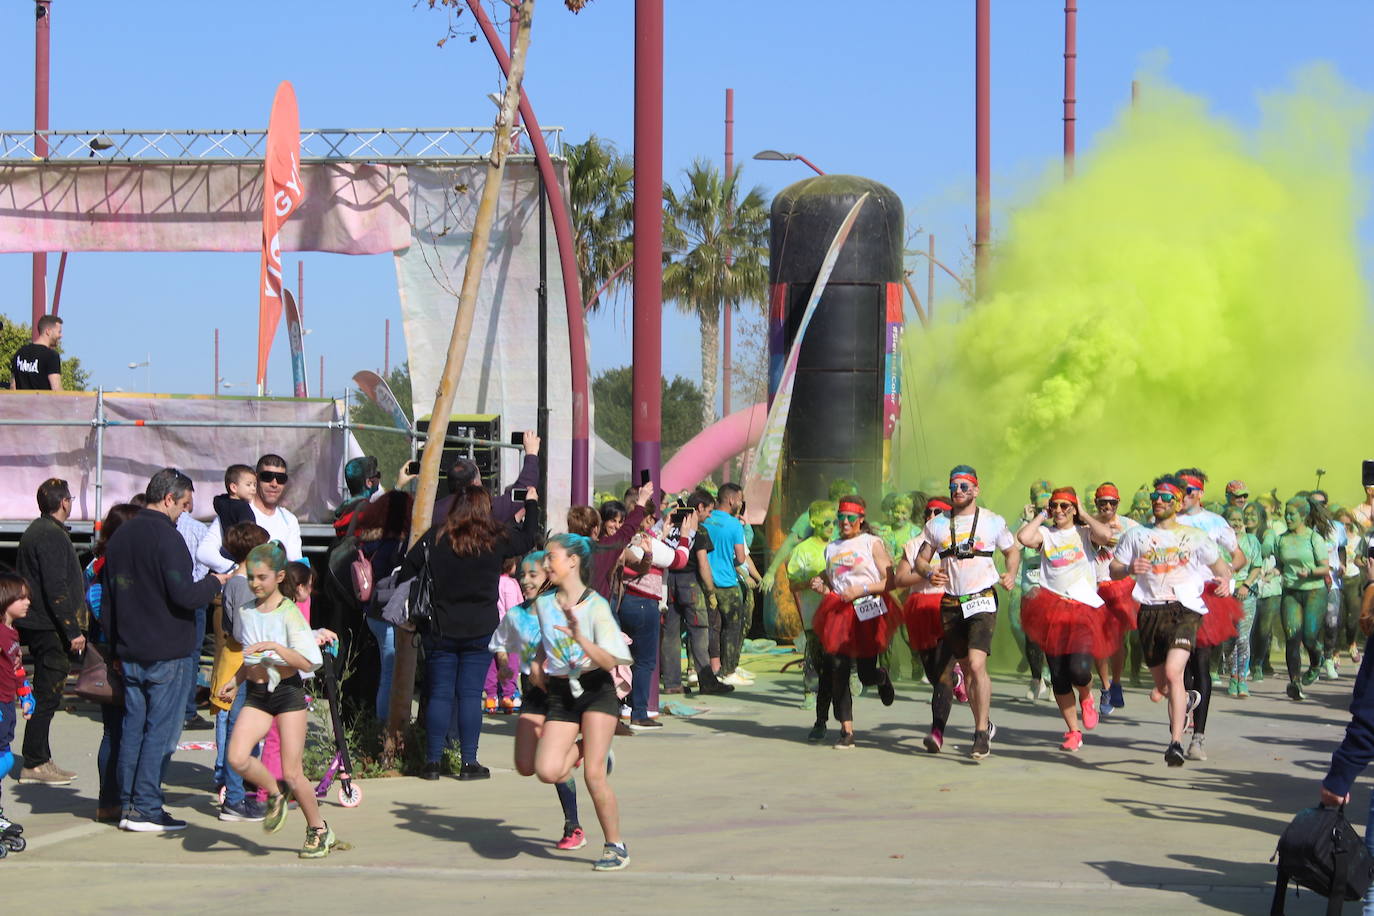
[1271,804,1374,915]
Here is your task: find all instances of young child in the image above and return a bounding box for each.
[485,557,524,714]
[214,464,258,561]
[0,574,36,852]
[211,522,270,821]
[490,552,585,849]
[219,543,333,858]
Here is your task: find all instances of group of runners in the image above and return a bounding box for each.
[785,464,1363,766]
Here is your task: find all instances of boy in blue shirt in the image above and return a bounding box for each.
[703,484,751,684]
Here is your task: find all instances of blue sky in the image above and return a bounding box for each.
[0,0,1370,401]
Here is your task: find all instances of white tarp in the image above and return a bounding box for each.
[0,391,360,523]
[395,162,576,522]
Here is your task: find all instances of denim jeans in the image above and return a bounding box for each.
[424,634,491,764]
[213,682,253,806]
[183,606,207,722]
[118,658,191,819]
[616,593,661,720]
[366,616,397,723]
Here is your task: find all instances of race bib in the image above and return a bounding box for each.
[853,594,887,621]
[960,595,996,618]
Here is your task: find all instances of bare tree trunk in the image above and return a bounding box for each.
[383,0,536,764]
[699,303,720,434]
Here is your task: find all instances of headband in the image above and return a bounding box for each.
[1050,487,1078,506]
[927,498,952,512]
[1226,479,1247,494]
[1179,474,1205,492]
[950,472,978,486]
[1095,484,1120,501]
[1155,482,1184,498]
[837,499,865,515]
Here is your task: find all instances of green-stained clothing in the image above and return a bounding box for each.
[1277,528,1328,591]
[786,537,829,586]
[876,522,916,562]
[1258,528,1284,599]
[1239,532,1263,578]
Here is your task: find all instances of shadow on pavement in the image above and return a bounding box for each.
[1087,853,1278,916]
[389,801,561,862]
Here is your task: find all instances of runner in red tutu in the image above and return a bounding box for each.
[893,497,956,753]
[1015,487,1117,752]
[1174,468,1248,761]
[809,496,898,749]
[912,465,1019,761]
[1109,475,1235,768]
[1091,482,1139,716]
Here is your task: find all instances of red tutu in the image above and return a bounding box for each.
[814,592,901,657]
[1197,582,1244,648]
[901,592,945,652]
[1097,577,1139,636]
[1019,587,1114,658]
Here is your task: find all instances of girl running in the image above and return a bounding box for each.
[1224,506,1263,697]
[894,496,957,753]
[489,551,586,851]
[218,543,331,858]
[530,534,633,871]
[1276,497,1330,700]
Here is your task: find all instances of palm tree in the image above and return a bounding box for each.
[663,160,769,432]
[566,134,634,312]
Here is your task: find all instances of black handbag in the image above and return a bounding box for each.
[1272,804,1374,915]
[405,536,437,636]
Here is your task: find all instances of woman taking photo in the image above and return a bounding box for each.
[530,534,633,871]
[400,486,540,780]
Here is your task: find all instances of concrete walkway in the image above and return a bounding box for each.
[1,657,1359,914]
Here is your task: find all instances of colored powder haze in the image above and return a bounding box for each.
[898,67,1374,512]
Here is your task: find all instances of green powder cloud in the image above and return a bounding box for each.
[898,66,1374,511]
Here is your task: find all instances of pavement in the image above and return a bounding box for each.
[0,653,1362,915]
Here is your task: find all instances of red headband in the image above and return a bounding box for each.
[1179,475,1204,491]
[1095,484,1120,501]
[927,498,952,511]
[1155,482,1184,498]
[837,499,865,515]
[950,472,978,486]
[1050,487,1078,506]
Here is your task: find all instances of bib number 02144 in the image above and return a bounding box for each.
[853,594,887,622]
[960,595,996,619]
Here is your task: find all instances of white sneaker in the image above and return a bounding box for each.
[734,666,755,678]
[720,673,750,687]
[731,669,756,682]
[1186,735,1207,761]
[686,671,699,686]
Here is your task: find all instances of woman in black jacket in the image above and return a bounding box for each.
[401,486,539,780]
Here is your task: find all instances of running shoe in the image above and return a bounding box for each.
[1226,677,1240,698]
[557,825,587,850]
[219,799,265,823]
[1024,678,1040,701]
[923,727,943,754]
[1108,681,1126,709]
[593,843,631,871]
[1186,735,1207,761]
[119,812,187,832]
[262,784,290,834]
[801,692,817,711]
[1081,695,1099,731]
[1287,680,1306,701]
[1251,665,1265,683]
[970,728,992,760]
[1183,689,1202,732]
[877,672,896,707]
[834,731,856,750]
[733,666,756,681]
[953,664,968,703]
[1060,730,1083,752]
[1237,679,1250,698]
[1323,658,1340,681]
[1302,667,1321,687]
[299,821,337,859]
[807,723,826,744]
[1099,689,1114,717]
[1164,741,1185,767]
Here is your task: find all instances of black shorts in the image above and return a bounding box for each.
[1137,602,1201,668]
[940,589,999,658]
[518,674,550,718]
[543,669,621,723]
[243,674,308,716]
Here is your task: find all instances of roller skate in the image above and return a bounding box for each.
[0,807,25,857]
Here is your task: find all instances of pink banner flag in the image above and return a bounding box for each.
[257,82,304,392]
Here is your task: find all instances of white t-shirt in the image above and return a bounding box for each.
[232,596,322,690]
[1037,525,1104,607]
[1112,524,1220,614]
[533,590,632,690]
[1094,515,1139,581]
[197,501,303,574]
[921,507,1014,597]
[824,533,885,596]
[901,533,944,596]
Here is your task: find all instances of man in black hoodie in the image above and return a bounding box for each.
[15,478,86,785]
[104,468,229,832]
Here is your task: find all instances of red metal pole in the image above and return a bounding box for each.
[1064,2,1076,180]
[214,328,220,397]
[32,1,52,334]
[974,0,990,298]
[467,0,591,503]
[384,319,390,377]
[795,154,826,176]
[631,0,664,486]
[927,234,936,323]
[51,251,67,315]
[721,87,734,483]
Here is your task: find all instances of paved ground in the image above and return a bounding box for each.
[0,654,1361,914]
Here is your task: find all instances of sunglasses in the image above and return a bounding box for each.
[1184,486,1203,495]
[836,512,863,523]
[257,470,289,485]
[1095,498,1119,507]
[1231,493,1249,499]
[1048,501,1075,511]
[924,508,943,518]
[949,481,975,494]
[1151,491,1177,503]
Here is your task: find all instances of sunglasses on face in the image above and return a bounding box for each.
[258,471,289,485]
[1185,486,1203,495]
[924,508,942,518]
[1095,499,1119,507]
[1231,493,1249,499]
[950,482,975,494]
[1151,491,1177,503]
[836,513,863,523]
[1048,501,1075,512]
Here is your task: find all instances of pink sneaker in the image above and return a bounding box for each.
[1080,695,1099,731]
[1060,730,1083,752]
[953,664,969,704]
[556,826,586,850]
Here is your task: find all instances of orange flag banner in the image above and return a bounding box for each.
[256,82,304,392]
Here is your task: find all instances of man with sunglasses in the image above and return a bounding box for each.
[1092,483,1139,716]
[913,465,1018,760]
[197,455,303,574]
[1110,475,1234,767]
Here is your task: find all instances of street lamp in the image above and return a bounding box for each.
[752,149,826,175]
[127,353,151,392]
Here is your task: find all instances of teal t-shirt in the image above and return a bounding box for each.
[702,509,745,588]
